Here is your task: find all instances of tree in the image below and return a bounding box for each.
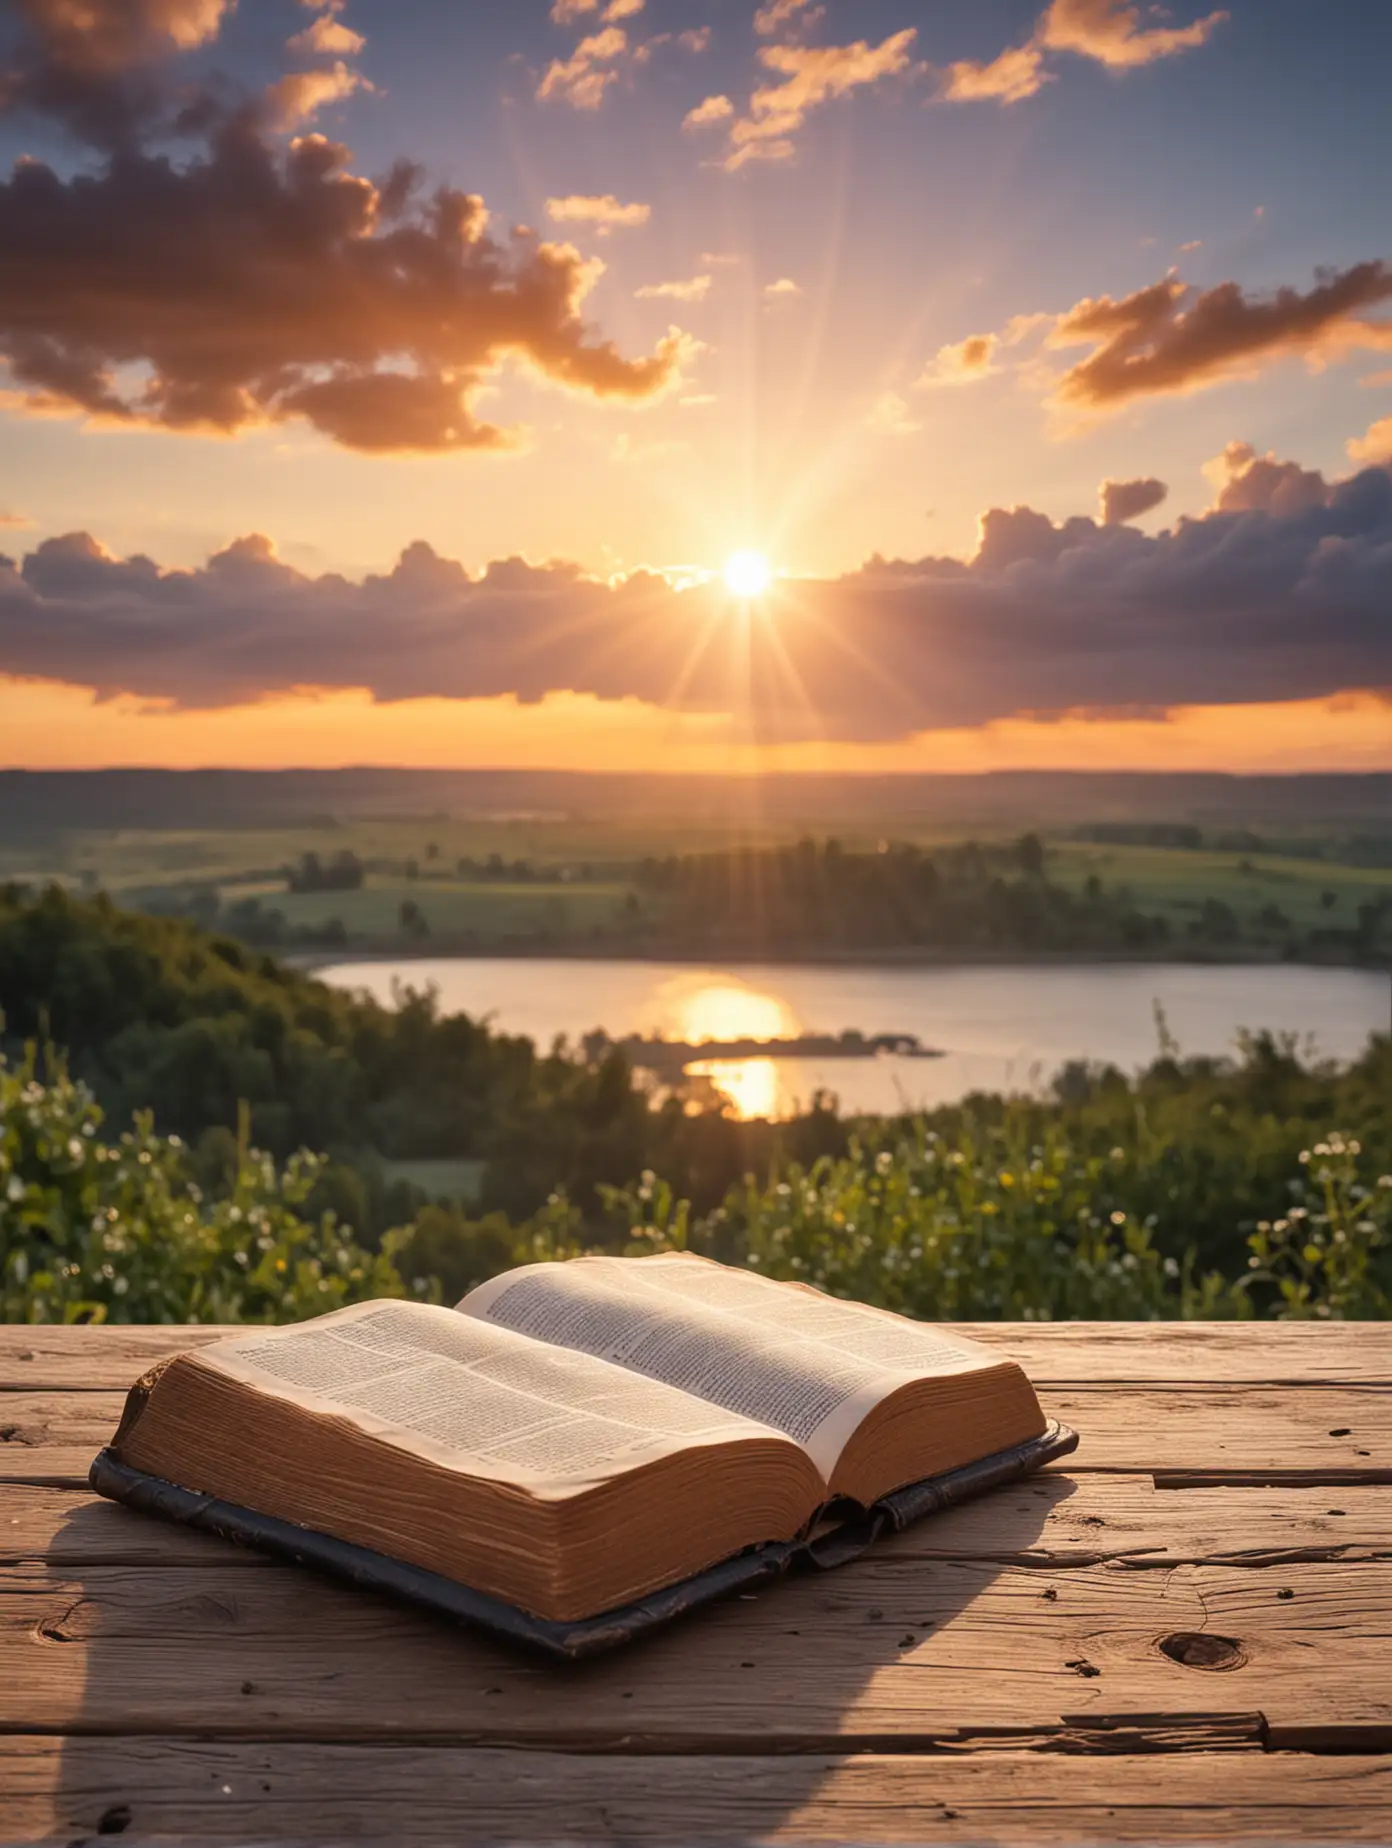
[1016,832,1046,879]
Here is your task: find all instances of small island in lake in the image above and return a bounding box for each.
[586,1028,944,1079]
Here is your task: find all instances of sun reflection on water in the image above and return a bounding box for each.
[647,972,799,1120]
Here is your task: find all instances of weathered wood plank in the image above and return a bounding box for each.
[10,1740,1392,1845]
[0,1325,234,1391]
[3,1558,1390,1747]
[4,1321,1390,1392]
[7,1476,1392,1570]
[5,1385,1391,1485]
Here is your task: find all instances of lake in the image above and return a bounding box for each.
[319,958,1390,1119]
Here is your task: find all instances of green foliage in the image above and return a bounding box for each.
[601,1119,1391,1321]
[0,1046,414,1324]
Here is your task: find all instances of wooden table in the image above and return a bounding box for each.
[3,1322,1391,1845]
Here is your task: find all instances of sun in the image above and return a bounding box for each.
[722,549,772,598]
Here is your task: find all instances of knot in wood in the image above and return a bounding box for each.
[1158,1631,1247,1671]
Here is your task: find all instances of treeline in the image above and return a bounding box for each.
[636,836,1170,953]
[630,837,1391,960]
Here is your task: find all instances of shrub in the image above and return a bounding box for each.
[0,1045,414,1324]
[602,1120,1392,1321]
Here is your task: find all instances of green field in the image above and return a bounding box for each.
[1048,842,1392,934]
[236,875,633,940]
[2,807,1389,960]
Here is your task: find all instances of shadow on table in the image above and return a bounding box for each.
[49,1471,1068,1841]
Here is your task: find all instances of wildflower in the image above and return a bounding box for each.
[1110,1211,1126,1226]
[1162,1256,1180,1277]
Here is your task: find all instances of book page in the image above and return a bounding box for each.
[194,1299,779,1497]
[461,1256,997,1480]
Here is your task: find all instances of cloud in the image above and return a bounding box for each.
[1051,263,1392,410]
[8,459,1389,739]
[940,0,1226,109]
[636,276,712,302]
[677,27,711,52]
[683,92,734,129]
[536,26,629,109]
[915,333,998,387]
[287,13,366,57]
[545,192,651,230]
[942,43,1048,104]
[1038,0,1228,68]
[763,277,802,300]
[1203,441,1332,517]
[0,511,33,529]
[0,125,688,453]
[723,30,917,169]
[1349,414,1392,467]
[264,61,366,127]
[3,0,234,142]
[866,391,922,436]
[550,0,643,21]
[753,0,824,34]
[1099,475,1167,525]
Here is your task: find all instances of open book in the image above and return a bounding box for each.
[103,1253,1051,1625]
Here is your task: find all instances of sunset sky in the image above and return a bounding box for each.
[1,0,1389,773]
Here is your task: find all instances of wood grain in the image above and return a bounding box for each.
[3,1557,1390,1747]
[5,1384,1391,1484]
[4,1321,1390,1391]
[10,1740,1392,1844]
[7,1476,1392,1569]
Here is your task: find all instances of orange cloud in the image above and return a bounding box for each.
[1038,0,1228,68]
[536,26,629,109]
[546,192,652,230]
[0,130,687,452]
[550,0,643,21]
[1099,475,1167,525]
[683,92,733,129]
[753,0,824,34]
[724,30,917,169]
[1349,414,1392,467]
[866,391,922,436]
[636,276,712,302]
[287,13,366,57]
[940,0,1226,110]
[942,43,1048,104]
[1051,263,1392,410]
[915,333,998,387]
[264,61,366,127]
[1203,441,1331,517]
